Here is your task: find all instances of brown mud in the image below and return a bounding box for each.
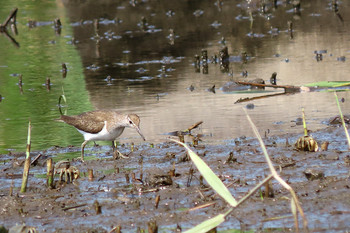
[1,124,350,232]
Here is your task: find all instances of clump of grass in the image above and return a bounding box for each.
[295,108,319,152]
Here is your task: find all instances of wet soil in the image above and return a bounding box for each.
[1,125,350,232]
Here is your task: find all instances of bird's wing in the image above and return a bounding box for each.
[59,113,105,134]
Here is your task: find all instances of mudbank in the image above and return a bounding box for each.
[1,123,349,232]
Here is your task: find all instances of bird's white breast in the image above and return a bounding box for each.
[77,121,125,141]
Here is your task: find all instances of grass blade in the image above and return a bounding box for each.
[171,139,237,207]
[334,92,350,150]
[184,208,232,233]
[302,108,308,136]
[20,120,32,193]
[244,108,308,231]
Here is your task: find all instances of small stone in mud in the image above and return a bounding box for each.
[318,153,339,160]
[292,117,303,125]
[304,168,324,181]
[147,174,173,187]
[165,152,176,159]
[273,155,296,168]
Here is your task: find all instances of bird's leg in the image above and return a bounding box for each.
[67,169,72,183]
[111,140,116,151]
[64,169,69,183]
[81,140,88,162]
[59,170,64,182]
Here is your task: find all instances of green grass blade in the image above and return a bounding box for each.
[304,81,350,87]
[21,120,32,193]
[334,92,350,149]
[171,139,237,207]
[184,208,232,233]
[302,108,308,136]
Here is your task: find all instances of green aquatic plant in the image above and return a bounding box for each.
[334,92,350,150]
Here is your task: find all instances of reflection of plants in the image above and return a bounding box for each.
[58,87,67,116]
[171,109,308,233]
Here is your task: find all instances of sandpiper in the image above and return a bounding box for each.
[57,110,146,161]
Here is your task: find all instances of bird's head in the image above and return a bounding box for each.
[126,114,146,141]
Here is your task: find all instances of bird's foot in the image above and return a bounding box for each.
[76,156,85,163]
[113,150,129,159]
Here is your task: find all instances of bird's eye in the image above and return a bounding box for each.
[129,120,133,124]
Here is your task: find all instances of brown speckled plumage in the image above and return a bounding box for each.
[57,110,145,161]
[58,110,140,134]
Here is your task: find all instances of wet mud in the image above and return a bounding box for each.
[1,124,350,232]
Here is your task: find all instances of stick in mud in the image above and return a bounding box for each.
[20,121,32,193]
[154,195,160,209]
[31,153,42,166]
[62,63,67,78]
[125,173,130,183]
[88,169,94,181]
[147,220,158,233]
[109,225,121,233]
[94,200,101,214]
[9,180,14,196]
[186,166,194,187]
[47,158,54,188]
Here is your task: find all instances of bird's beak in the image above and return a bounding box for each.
[135,126,146,141]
